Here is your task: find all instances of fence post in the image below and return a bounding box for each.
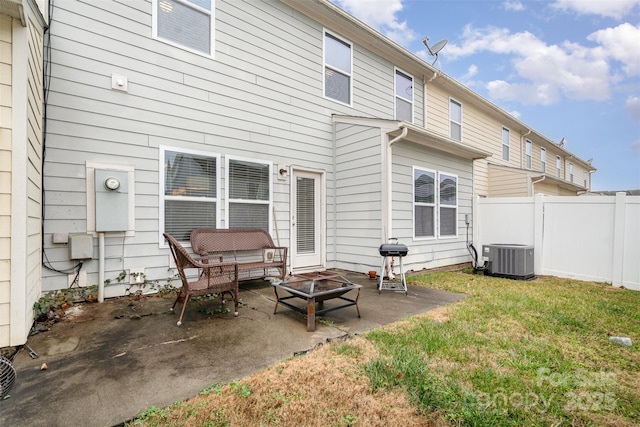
[534,194,544,276]
[612,192,626,287]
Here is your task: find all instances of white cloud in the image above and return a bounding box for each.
[588,23,640,76]
[552,0,640,20]
[333,0,417,45]
[502,1,525,11]
[445,25,631,104]
[626,96,640,121]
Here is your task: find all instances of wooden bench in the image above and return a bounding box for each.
[190,228,288,282]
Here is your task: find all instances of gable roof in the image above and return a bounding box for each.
[333,115,491,160]
[282,0,595,171]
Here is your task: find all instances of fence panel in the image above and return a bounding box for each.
[476,194,639,290]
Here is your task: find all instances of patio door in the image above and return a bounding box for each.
[291,169,324,272]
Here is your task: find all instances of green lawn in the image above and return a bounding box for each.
[365,271,640,426]
[128,272,640,426]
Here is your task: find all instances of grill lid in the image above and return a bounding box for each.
[379,243,408,256]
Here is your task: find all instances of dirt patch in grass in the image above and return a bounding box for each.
[141,337,432,426]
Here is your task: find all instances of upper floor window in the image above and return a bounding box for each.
[502,127,510,161]
[161,146,219,242]
[153,0,214,56]
[556,156,561,178]
[226,157,272,230]
[583,170,587,188]
[450,99,462,141]
[395,69,413,122]
[568,163,574,182]
[525,140,532,169]
[323,31,352,105]
[540,148,546,173]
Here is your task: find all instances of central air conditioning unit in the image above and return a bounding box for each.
[482,244,534,280]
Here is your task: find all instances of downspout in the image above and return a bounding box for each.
[521,129,531,169]
[382,125,407,279]
[530,175,546,197]
[383,125,408,242]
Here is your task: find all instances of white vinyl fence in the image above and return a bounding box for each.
[474,193,640,290]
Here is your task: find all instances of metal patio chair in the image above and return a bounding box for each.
[164,233,239,326]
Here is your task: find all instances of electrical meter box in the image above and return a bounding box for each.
[95,169,129,232]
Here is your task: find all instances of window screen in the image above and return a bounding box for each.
[324,32,352,104]
[163,149,217,241]
[156,0,212,55]
[228,159,270,230]
[414,168,435,238]
[450,100,462,141]
[395,69,413,122]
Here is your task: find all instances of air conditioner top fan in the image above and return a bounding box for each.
[0,356,17,398]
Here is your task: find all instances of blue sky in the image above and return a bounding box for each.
[333,0,640,191]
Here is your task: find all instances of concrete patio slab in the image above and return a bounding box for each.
[0,271,464,427]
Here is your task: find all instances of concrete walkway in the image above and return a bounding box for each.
[0,271,464,427]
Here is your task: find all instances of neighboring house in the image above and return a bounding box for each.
[2,0,595,348]
[0,0,46,348]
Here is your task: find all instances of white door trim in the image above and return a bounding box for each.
[290,167,326,273]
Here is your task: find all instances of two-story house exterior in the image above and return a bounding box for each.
[1,0,595,348]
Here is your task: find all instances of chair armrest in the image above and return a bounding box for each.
[200,261,238,287]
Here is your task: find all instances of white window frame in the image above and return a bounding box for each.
[152,0,215,57]
[438,172,458,238]
[413,167,458,240]
[323,29,353,106]
[159,145,221,246]
[394,67,414,122]
[225,155,273,232]
[568,162,574,183]
[583,170,588,188]
[413,167,436,240]
[556,156,562,178]
[502,127,510,161]
[540,148,546,173]
[449,98,462,141]
[525,139,532,170]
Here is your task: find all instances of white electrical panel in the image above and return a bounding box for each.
[95,169,129,232]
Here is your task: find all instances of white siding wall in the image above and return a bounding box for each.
[42,0,428,292]
[389,141,474,272]
[333,123,384,271]
[0,14,12,347]
[0,4,45,347]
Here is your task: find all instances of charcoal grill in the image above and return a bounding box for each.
[378,238,408,294]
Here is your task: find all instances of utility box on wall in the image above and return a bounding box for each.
[95,169,129,232]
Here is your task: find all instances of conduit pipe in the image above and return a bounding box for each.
[98,232,105,303]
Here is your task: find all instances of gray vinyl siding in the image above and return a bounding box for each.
[392,142,474,271]
[333,123,384,271]
[42,0,414,292]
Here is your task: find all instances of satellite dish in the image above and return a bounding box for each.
[559,137,565,147]
[422,36,448,66]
